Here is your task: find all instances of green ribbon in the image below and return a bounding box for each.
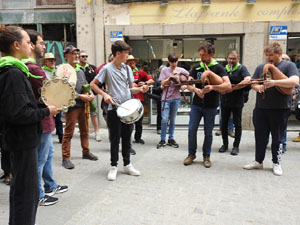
[80,63,89,72]
[132,67,139,73]
[42,65,55,76]
[0,56,41,79]
[196,59,218,71]
[225,63,241,73]
[82,84,96,112]
[75,63,81,72]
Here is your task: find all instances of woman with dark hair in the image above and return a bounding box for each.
[0,25,58,225]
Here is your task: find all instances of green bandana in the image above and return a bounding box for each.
[196,59,218,71]
[75,63,81,72]
[225,63,241,73]
[0,56,41,79]
[42,65,55,76]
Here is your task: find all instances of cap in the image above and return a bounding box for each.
[63,45,80,54]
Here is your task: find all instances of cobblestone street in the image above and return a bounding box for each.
[1,128,300,225]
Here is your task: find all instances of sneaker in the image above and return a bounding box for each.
[133,139,145,145]
[282,146,287,153]
[130,148,136,155]
[45,185,69,196]
[218,145,228,153]
[230,147,239,156]
[39,195,58,206]
[95,133,102,142]
[228,130,235,138]
[82,152,98,161]
[62,160,74,169]
[215,129,222,136]
[183,154,196,166]
[293,136,300,142]
[273,163,283,176]
[243,161,263,170]
[203,155,211,168]
[157,140,166,149]
[124,164,141,176]
[167,139,179,148]
[107,166,118,181]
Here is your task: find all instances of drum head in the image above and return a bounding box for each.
[117,99,141,117]
[41,78,76,111]
[55,63,77,85]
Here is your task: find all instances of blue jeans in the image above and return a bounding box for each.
[38,133,58,198]
[161,99,180,141]
[188,105,217,156]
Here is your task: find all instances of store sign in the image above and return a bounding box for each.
[110,31,123,42]
[130,1,300,24]
[270,26,287,40]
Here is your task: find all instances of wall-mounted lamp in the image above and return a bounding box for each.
[160,0,168,6]
[202,0,211,4]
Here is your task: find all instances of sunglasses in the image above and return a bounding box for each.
[81,55,88,58]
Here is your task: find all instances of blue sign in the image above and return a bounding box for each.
[270,26,287,40]
[110,31,123,41]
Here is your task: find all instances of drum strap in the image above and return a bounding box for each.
[125,65,133,98]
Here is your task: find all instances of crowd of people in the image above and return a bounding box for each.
[0,25,300,225]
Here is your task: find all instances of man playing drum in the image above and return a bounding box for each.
[244,42,299,176]
[90,40,148,181]
[61,45,98,169]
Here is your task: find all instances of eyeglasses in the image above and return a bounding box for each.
[81,55,88,58]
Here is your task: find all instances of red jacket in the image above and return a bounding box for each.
[132,68,152,102]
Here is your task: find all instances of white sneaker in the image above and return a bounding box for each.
[243,161,263,170]
[273,163,283,176]
[124,164,141,176]
[107,166,118,181]
[95,133,102,142]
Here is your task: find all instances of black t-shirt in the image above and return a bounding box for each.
[190,63,227,108]
[221,65,251,108]
[252,60,300,109]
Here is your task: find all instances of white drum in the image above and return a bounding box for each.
[116,99,144,124]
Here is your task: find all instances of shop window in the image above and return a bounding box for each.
[42,24,76,42]
[36,0,75,6]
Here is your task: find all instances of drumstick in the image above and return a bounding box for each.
[112,101,130,111]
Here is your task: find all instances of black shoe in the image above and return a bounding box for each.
[130,148,136,155]
[82,152,98,161]
[231,147,239,156]
[133,139,145,145]
[58,136,62,143]
[45,185,69,196]
[39,195,58,206]
[62,160,74,169]
[157,140,166,149]
[167,139,179,148]
[218,145,228,153]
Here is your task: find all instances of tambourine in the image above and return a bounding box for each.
[40,78,77,112]
[55,63,77,86]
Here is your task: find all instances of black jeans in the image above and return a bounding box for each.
[156,100,162,131]
[253,108,290,164]
[1,147,10,175]
[221,106,243,148]
[9,147,39,225]
[134,116,143,141]
[108,109,133,167]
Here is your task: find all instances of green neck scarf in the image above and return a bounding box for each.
[21,57,36,64]
[132,67,139,73]
[74,63,81,72]
[225,63,241,73]
[196,59,218,71]
[80,63,89,71]
[0,56,41,79]
[42,65,55,76]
